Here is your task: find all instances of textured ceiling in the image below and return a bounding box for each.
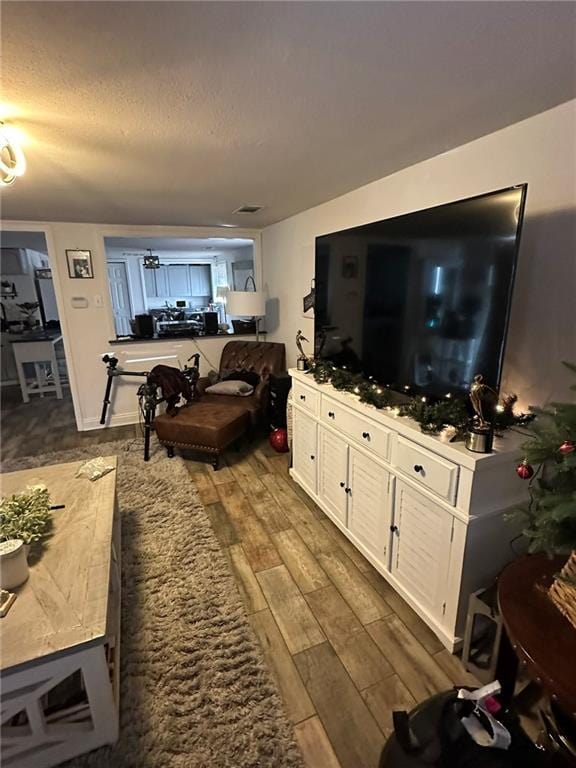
[2,1,575,227]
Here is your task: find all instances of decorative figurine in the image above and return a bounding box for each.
[465,374,498,453]
[296,330,310,371]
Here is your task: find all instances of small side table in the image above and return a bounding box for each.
[12,335,63,403]
[498,554,576,764]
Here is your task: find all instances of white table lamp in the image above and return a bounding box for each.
[226,279,266,340]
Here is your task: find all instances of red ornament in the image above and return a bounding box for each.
[516,459,534,480]
[269,427,289,453]
[559,440,575,455]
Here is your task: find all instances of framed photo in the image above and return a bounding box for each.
[66,249,93,279]
[342,254,358,279]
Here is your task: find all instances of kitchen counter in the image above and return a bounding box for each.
[108,331,264,345]
[4,330,63,344]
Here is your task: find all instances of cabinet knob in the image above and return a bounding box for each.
[362,431,370,440]
[345,487,351,495]
[339,482,345,488]
[300,394,306,401]
[310,455,315,460]
[390,525,399,533]
[328,411,335,418]
[413,464,424,474]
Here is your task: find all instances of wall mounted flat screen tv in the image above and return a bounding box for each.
[314,185,527,400]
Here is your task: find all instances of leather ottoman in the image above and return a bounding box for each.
[154,402,250,469]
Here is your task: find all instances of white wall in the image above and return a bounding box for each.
[2,222,262,430]
[262,100,576,409]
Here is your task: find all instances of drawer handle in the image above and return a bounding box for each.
[339,481,345,488]
[390,525,399,533]
[310,454,315,461]
[328,411,335,419]
[413,464,424,474]
[300,394,306,401]
[362,431,370,440]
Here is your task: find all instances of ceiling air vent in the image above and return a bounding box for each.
[232,204,264,215]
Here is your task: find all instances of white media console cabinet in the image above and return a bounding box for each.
[289,368,528,650]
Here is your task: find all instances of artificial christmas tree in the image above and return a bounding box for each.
[515,362,576,628]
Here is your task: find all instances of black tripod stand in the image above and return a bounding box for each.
[99,353,200,461]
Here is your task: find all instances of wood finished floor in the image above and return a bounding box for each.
[0,387,482,767]
[184,441,482,768]
[1,386,140,462]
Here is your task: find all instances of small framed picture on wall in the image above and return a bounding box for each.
[66,249,94,279]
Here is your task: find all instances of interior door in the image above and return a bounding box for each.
[293,408,318,496]
[107,262,132,336]
[390,479,454,620]
[347,447,390,564]
[318,426,348,525]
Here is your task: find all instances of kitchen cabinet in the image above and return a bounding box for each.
[143,267,156,298]
[143,264,211,299]
[167,265,190,297]
[142,265,169,298]
[155,266,170,297]
[189,265,211,296]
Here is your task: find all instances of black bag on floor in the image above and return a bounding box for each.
[379,690,545,768]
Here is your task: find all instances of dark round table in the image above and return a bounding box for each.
[498,554,576,764]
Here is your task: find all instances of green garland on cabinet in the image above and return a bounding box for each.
[308,361,535,438]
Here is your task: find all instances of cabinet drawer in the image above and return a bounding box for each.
[321,396,390,460]
[293,380,319,415]
[395,436,459,504]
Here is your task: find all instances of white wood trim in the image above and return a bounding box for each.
[1,222,84,430]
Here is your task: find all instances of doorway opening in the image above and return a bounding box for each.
[1,230,72,459]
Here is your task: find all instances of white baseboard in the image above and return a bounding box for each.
[81,411,140,431]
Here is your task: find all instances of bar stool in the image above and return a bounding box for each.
[12,337,63,403]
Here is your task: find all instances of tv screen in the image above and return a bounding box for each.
[314,185,527,399]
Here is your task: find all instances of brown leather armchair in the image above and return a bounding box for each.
[197,340,286,425]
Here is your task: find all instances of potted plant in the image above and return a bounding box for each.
[16,301,40,330]
[0,484,52,553]
[514,362,576,627]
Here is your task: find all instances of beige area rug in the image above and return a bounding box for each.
[2,440,304,768]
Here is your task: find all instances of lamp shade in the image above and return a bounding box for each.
[226,290,266,317]
[215,285,229,303]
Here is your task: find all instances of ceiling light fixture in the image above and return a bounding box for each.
[143,249,160,270]
[0,122,26,186]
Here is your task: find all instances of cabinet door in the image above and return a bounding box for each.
[390,480,453,620]
[155,266,170,298]
[318,427,348,525]
[189,265,212,297]
[168,265,190,297]
[143,267,157,298]
[292,408,318,496]
[347,447,390,564]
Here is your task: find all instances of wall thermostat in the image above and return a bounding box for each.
[71,296,89,309]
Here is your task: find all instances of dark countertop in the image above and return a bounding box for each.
[2,330,63,344]
[108,331,264,345]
